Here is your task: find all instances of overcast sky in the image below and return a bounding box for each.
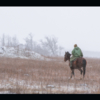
[0,7,100,52]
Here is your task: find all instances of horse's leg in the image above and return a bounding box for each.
[78,68,83,80]
[70,69,73,79]
[72,69,75,79]
[78,68,83,75]
[70,71,72,79]
[82,59,86,79]
[83,67,86,79]
[70,69,74,79]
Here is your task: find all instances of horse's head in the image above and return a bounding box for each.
[64,51,71,62]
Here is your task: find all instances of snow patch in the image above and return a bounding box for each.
[0,46,51,60]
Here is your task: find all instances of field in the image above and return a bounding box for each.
[0,56,100,94]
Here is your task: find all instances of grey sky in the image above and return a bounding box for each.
[0,7,100,52]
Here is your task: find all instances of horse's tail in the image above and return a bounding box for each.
[82,59,86,78]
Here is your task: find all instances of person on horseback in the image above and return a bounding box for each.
[70,44,83,68]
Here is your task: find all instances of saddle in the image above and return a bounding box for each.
[72,57,82,65]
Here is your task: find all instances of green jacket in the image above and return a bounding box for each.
[70,47,83,61]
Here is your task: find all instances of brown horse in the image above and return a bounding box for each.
[64,51,87,79]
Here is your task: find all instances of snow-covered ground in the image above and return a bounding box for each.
[0,46,50,60]
[0,77,99,94]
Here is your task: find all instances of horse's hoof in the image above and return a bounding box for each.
[72,78,74,80]
[68,77,71,80]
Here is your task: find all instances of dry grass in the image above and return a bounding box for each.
[0,56,100,94]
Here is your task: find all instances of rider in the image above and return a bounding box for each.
[70,44,83,68]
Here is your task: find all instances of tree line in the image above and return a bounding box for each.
[0,33,64,56]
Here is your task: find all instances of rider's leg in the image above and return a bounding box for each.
[70,61,72,68]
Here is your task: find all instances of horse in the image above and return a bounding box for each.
[64,51,87,79]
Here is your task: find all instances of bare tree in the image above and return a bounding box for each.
[33,43,50,56]
[24,33,34,51]
[6,35,11,47]
[24,37,30,50]
[40,36,58,56]
[5,35,19,48]
[1,33,5,46]
[12,36,19,48]
[29,33,33,50]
